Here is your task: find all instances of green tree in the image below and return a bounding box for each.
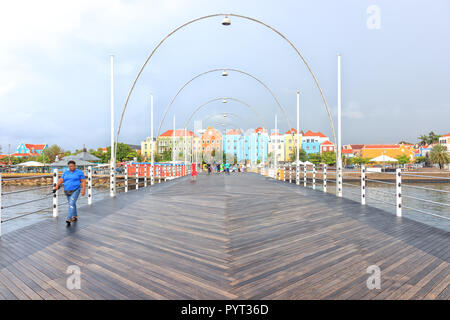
[414,156,426,164]
[321,151,336,166]
[353,157,370,165]
[396,154,410,165]
[43,144,64,162]
[430,144,449,169]
[307,153,322,165]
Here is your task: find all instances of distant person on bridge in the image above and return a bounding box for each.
[54,160,86,225]
[191,162,197,182]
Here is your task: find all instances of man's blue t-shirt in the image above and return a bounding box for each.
[62,169,85,191]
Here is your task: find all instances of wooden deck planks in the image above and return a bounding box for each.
[0,173,448,299]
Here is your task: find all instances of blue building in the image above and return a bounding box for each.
[301,130,328,155]
[223,129,244,162]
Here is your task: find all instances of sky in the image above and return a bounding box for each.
[0,0,449,153]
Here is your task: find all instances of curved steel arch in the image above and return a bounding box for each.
[156,68,291,137]
[115,13,336,159]
[183,97,267,130]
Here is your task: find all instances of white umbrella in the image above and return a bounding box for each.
[19,161,45,167]
[369,155,398,162]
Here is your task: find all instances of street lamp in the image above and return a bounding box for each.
[222,16,231,26]
[222,99,227,103]
[222,70,228,76]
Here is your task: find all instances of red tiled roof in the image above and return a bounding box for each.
[303,130,327,138]
[25,144,46,151]
[321,140,334,146]
[0,155,7,159]
[341,149,353,154]
[160,129,195,137]
[349,144,364,149]
[11,153,36,157]
[285,128,297,134]
[363,145,401,149]
[271,132,282,136]
[442,133,450,137]
[254,127,265,133]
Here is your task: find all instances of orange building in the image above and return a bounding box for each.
[201,126,222,155]
[361,144,415,162]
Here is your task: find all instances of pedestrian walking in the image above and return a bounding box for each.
[54,160,86,225]
[191,162,198,182]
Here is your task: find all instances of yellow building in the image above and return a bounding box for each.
[361,144,415,162]
[141,137,157,161]
[284,128,302,161]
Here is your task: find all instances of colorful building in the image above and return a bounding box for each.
[438,133,450,155]
[201,126,223,160]
[223,129,244,163]
[320,140,336,154]
[140,137,157,160]
[284,128,302,161]
[157,129,195,161]
[361,144,415,162]
[301,130,328,155]
[269,130,284,163]
[13,143,48,157]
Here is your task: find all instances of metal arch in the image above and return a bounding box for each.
[115,13,337,160]
[156,68,291,138]
[183,97,267,130]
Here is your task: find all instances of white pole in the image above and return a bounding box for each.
[150,94,154,185]
[184,127,187,170]
[88,166,92,205]
[172,115,176,177]
[361,164,366,205]
[274,114,278,173]
[323,164,327,193]
[337,53,343,197]
[296,90,300,185]
[396,168,402,217]
[53,169,59,217]
[303,164,307,187]
[110,55,116,197]
[144,164,147,187]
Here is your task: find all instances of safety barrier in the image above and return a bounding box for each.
[0,162,188,237]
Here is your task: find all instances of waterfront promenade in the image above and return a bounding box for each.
[0,173,448,299]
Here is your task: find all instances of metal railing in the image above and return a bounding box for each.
[0,162,189,237]
[262,163,450,224]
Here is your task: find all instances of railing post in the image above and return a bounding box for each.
[323,164,327,193]
[110,162,116,197]
[296,163,300,185]
[151,163,154,185]
[337,165,343,197]
[283,166,286,182]
[53,169,59,217]
[144,164,148,187]
[361,165,366,205]
[396,168,402,217]
[125,164,128,192]
[135,164,139,190]
[88,166,92,205]
[313,164,316,190]
[289,165,292,183]
[0,173,2,237]
[303,165,307,187]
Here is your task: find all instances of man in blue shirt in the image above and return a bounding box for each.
[54,161,86,224]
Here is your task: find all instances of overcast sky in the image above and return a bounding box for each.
[0,0,449,153]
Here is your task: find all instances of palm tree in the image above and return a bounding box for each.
[430,144,449,169]
[418,135,428,146]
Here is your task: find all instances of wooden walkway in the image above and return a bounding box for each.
[0,173,448,299]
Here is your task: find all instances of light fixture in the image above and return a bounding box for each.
[222,16,231,26]
[222,70,228,76]
[222,99,227,103]
[223,114,227,118]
